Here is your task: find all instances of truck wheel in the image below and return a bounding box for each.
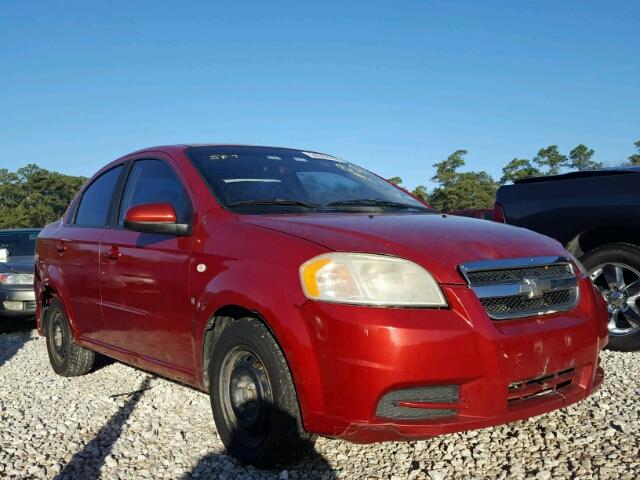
[581,243,640,351]
[208,317,315,466]
[45,300,95,376]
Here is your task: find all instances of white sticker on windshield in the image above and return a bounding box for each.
[267,155,282,161]
[293,157,307,162]
[301,151,343,162]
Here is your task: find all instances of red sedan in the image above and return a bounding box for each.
[35,145,607,466]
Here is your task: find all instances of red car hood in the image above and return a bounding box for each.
[240,213,567,284]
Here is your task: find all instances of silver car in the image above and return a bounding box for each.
[0,229,39,324]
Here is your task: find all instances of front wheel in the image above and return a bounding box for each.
[581,243,640,351]
[208,317,316,466]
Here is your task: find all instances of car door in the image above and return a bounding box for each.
[98,158,195,373]
[55,164,125,338]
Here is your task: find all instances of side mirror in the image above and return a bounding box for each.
[123,203,191,236]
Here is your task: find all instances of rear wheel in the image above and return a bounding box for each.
[45,300,95,376]
[581,243,640,351]
[208,317,315,466]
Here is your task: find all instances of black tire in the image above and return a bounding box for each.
[208,317,316,466]
[45,299,95,376]
[581,242,640,351]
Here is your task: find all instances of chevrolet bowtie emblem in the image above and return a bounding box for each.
[520,277,548,299]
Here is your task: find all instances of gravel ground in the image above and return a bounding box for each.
[1,326,639,480]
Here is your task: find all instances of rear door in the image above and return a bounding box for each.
[55,164,125,337]
[98,158,195,374]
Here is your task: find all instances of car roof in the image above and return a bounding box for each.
[127,144,333,156]
[514,166,640,184]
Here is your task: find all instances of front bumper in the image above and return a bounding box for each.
[0,285,36,318]
[296,277,607,442]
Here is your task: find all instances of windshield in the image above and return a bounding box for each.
[0,230,39,258]
[187,146,429,213]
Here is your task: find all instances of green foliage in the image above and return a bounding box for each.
[428,150,497,211]
[432,149,466,188]
[533,145,568,176]
[500,144,599,185]
[629,140,640,166]
[0,164,86,228]
[386,176,429,204]
[569,144,601,170]
[411,185,429,203]
[500,158,541,185]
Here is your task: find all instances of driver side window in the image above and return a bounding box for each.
[118,159,192,225]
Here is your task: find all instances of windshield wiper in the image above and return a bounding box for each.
[227,198,428,212]
[325,199,429,211]
[227,199,321,209]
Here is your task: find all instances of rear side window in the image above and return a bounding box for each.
[118,159,192,225]
[74,166,124,226]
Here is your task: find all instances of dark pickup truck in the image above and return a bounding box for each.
[495,167,640,351]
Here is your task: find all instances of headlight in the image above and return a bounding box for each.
[0,273,34,285]
[299,253,447,307]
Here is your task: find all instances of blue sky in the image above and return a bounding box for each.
[1,1,638,189]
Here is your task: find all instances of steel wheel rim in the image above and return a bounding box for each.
[50,312,67,363]
[219,347,274,448]
[590,262,640,336]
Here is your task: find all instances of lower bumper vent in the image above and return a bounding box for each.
[508,367,575,405]
[375,385,459,420]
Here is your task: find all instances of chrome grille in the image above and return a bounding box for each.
[466,264,572,285]
[481,289,571,316]
[460,256,579,320]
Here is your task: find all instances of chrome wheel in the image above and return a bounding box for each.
[590,263,640,336]
[219,348,274,448]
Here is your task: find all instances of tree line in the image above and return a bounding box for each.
[0,140,638,228]
[0,165,86,228]
[389,139,640,212]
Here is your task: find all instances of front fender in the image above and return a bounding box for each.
[191,260,328,431]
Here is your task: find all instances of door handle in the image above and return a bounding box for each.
[55,241,67,254]
[103,246,121,260]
